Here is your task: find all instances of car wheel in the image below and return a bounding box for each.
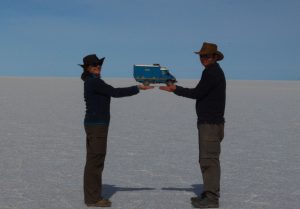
[166,80,174,86]
[143,80,150,86]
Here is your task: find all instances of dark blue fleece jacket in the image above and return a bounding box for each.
[174,63,226,124]
[84,74,139,125]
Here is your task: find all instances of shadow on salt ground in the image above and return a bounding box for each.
[161,184,203,196]
[102,184,156,199]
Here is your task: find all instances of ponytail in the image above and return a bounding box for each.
[81,66,89,81]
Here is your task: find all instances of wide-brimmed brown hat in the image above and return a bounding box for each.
[79,54,105,68]
[194,42,224,61]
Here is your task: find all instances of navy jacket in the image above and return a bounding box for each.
[174,63,226,124]
[84,74,139,125]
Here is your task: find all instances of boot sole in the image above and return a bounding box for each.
[86,203,111,207]
[191,201,218,208]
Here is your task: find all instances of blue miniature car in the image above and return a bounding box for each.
[133,64,176,86]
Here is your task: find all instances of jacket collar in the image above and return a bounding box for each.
[205,62,219,70]
[87,73,101,79]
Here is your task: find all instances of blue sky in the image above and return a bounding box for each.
[1,0,299,80]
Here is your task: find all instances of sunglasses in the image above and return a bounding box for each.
[200,54,213,59]
[90,63,100,67]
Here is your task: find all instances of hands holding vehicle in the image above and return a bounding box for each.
[138,83,176,92]
[159,84,176,92]
[137,84,155,90]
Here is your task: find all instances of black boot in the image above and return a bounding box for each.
[191,192,219,208]
[86,198,112,207]
[191,196,219,208]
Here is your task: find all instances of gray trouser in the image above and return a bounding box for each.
[198,123,224,199]
[84,125,109,204]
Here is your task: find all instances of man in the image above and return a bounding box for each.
[79,54,153,207]
[159,42,226,208]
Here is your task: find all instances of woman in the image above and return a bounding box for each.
[79,54,153,207]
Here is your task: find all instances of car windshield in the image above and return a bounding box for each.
[161,67,170,75]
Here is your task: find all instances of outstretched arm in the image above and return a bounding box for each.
[159,71,217,100]
[93,79,153,98]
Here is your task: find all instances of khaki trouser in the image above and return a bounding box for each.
[84,125,109,204]
[198,123,224,199]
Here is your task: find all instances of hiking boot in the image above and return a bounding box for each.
[191,192,207,202]
[86,198,112,207]
[190,196,201,202]
[191,196,219,208]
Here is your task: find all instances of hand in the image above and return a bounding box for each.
[138,85,155,90]
[159,84,176,92]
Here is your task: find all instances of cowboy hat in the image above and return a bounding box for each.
[194,42,224,61]
[79,54,105,68]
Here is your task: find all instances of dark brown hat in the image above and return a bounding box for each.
[79,54,105,68]
[194,42,224,61]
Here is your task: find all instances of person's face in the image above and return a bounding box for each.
[199,54,217,67]
[87,64,101,75]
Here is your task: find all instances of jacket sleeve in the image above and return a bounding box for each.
[174,70,216,100]
[93,79,140,98]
